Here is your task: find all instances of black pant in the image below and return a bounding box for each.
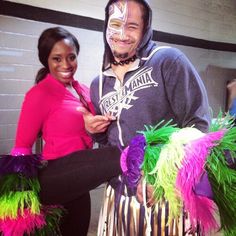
[38,146,121,205]
[38,146,121,235]
[60,193,91,236]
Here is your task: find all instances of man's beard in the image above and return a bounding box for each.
[113,51,129,60]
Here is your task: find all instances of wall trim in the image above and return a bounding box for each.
[1,1,236,52]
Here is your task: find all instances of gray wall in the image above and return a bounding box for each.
[6,0,236,44]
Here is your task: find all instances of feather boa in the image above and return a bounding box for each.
[121,114,236,235]
[151,127,205,220]
[0,155,64,236]
[176,130,225,233]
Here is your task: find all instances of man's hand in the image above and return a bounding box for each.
[136,177,156,208]
[78,107,116,134]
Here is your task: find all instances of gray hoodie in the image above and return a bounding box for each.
[90,0,210,147]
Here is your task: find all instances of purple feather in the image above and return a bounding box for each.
[194,171,213,199]
[0,155,43,178]
[125,135,146,187]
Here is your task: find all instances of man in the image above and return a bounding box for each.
[81,0,210,235]
[227,79,236,125]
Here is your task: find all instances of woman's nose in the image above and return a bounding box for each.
[62,59,71,68]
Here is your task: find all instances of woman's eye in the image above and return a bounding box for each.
[69,55,76,61]
[53,57,61,62]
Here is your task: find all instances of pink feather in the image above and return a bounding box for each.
[0,208,46,236]
[176,130,225,234]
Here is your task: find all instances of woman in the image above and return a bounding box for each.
[8,27,121,236]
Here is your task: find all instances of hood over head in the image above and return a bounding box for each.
[102,0,153,70]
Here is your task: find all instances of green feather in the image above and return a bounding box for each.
[0,174,41,218]
[139,121,179,200]
[210,112,235,132]
[142,144,163,185]
[0,191,40,218]
[207,127,236,236]
[0,174,40,195]
[32,206,65,236]
[139,120,179,145]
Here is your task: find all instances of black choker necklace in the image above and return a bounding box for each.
[112,55,137,66]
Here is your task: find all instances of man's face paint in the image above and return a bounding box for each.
[106,0,144,60]
[107,1,128,41]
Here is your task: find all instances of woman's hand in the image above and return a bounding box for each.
[78,107,116,133]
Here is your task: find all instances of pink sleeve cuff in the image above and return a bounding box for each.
[11,147,32,156]
[120,146,129,173]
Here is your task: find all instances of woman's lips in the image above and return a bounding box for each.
[59,71,73,78]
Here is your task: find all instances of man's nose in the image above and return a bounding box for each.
[118,27,129,40]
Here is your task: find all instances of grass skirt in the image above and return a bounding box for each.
[98,177,199,236]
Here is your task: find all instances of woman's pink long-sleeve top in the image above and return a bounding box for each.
[11,74,94,160]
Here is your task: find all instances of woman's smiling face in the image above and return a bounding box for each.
[48,38,78,85]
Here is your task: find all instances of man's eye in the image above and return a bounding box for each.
[109,22,122,29]
[111,24,120,29]
[128,25,138,30]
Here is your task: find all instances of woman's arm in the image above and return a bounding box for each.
[11,88,46,155]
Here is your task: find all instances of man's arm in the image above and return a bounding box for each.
[164,51,210,132]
